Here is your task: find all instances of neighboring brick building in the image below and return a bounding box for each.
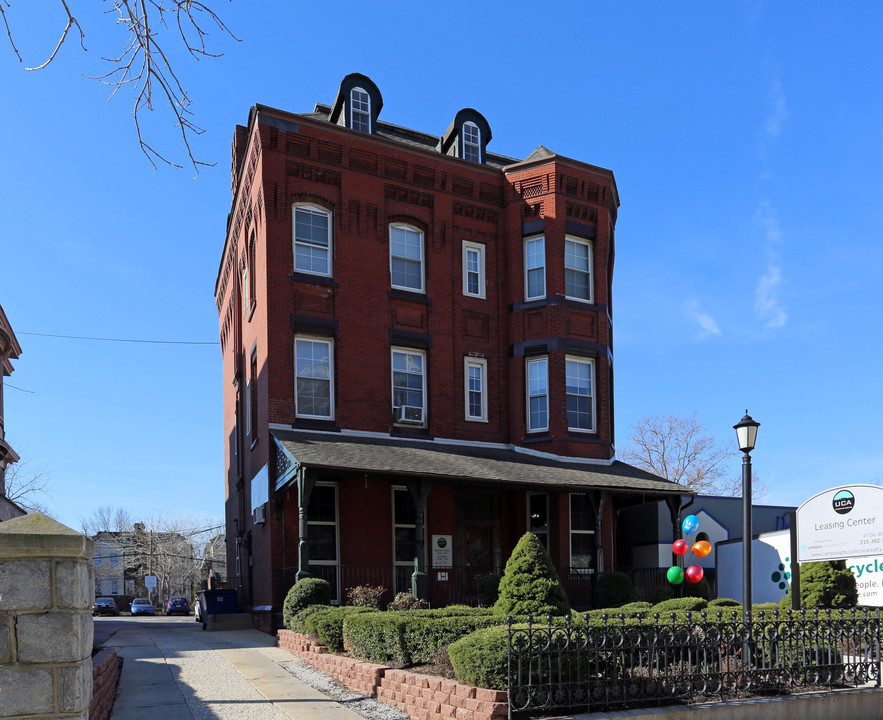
[215,74,682,626]
[0,304,25,522]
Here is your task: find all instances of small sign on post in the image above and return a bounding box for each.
[145,575,157,589]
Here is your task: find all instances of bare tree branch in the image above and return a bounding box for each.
[3,0,238,175]
[3,458,54,514]
[619,412,767,499]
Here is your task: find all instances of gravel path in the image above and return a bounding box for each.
[278,658,408,720]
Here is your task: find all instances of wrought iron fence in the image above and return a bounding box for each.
[507,608,881,717]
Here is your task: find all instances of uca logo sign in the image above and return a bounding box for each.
[833,489,856,515]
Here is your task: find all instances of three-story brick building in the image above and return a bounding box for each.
[215,74,681,627]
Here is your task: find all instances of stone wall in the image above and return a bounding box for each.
[0,513,94,720]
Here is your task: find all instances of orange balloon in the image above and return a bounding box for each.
[692,540,712,558]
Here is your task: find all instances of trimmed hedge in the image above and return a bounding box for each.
[708,598,741,608]
[283,578,331,628]
[651,597,708,614]
[593,572,636,608]
[343,607,501,667]
[303,606,374,652]
[290,603,333,633]
[448,625,510,690]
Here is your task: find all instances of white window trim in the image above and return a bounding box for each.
[564,235,594,303]
[391,486,425,593]
[389,224,425,293]
[464,356,488,422]
[308,482,341,603]
[526,356,549,433]
[463,121,481,163]
[524,235,546,301]
[293,204,333,277]
[569,493,596,568]
[391,347,427,426]
[462,241,486,298]
[295,336,335,420]
[350,87,371,133]
[565,356,596,433]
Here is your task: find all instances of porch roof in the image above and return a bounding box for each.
[271,430,683,496]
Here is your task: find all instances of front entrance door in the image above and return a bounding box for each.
[456,490,501,604]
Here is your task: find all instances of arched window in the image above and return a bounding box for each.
[462,121,481,162]
[350,87,370,133]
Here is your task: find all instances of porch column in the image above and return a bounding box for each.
[406,478,432,601]
[665,495,684,567]
[295,468,316,583]
[593,491,608,572]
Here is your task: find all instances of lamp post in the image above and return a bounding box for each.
[734,412,760,616]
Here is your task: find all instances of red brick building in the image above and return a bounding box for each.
[215,74,681,626]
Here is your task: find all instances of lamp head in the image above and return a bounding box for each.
[734,411,760,452]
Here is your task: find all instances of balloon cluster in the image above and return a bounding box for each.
[667,514,709,585]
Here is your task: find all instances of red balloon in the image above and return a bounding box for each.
[692,540,712,558]
[685,565,704,584]
[672,539,689,556]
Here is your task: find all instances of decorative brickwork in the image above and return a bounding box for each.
[89,649,121,720]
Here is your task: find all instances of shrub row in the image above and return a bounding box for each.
[343,607,500,667]
[303,606,375,651]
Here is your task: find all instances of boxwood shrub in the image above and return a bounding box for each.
[290,603,332,633]
[343,607,501,666]
[651,597,708,614]
[303,606,374,652]
[448,625,510,690]
[708,598,741,608]
[283,578,331,628]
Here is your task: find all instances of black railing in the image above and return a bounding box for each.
[507,608,882,717]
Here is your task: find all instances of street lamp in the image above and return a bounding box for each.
[734,411,760,616]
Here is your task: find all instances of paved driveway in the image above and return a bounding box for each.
[98,616,365,720]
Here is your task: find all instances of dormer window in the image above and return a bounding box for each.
[463,122,481,162]
[351,87,370,133]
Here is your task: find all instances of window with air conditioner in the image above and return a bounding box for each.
[392,349,426,426]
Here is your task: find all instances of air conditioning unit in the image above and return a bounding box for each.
[252,505,266,525]
[394,405,424,424]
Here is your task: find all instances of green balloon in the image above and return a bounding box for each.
[667,566,685,585]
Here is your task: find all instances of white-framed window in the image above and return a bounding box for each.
[308,483,340,602]
[464,357,488,422]
[351,87,371,133]
[524,236,545,300]
[570,493,595,569]
[392,348,426,425]
[564,237,593,302]
[463,121,481,163]
[565,357,595,432]
[390,224,425,292]
[110,555,119,567]
[295,337,334,419]
[293,205,332,276]
[528,492,550,550]
[246,346,257,439]
[462,241,485,298]
[392,487,421,594]
[241,264,250,314]
[526,356,549,432]
[110,580,119,595]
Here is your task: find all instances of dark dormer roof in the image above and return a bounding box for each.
[440,108,492,163]
[329,73,383,133]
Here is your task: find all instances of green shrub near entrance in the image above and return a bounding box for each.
[779,560,859,609]
[283,578,331,628]
[493,532,570,618]
[303,606,374,651]
[592,572,636,608]
[448,625,510,690]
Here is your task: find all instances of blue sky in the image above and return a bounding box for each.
[2,2,881,530]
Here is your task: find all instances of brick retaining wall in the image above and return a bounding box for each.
[277,629,507,720]
[89,649,121,720]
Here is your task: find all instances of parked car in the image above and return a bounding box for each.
[130,598,155,616]
[166,596,191,615]
[92,597,119,616]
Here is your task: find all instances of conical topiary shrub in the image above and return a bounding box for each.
[493,532,570,617]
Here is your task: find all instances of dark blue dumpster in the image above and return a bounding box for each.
[197,589,238,628]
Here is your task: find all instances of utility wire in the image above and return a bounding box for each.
[4,382,34,393]
[19,331,218,346]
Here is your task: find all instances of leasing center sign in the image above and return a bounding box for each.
[797,485,883,563]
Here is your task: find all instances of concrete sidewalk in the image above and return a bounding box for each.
[105,624,366,720]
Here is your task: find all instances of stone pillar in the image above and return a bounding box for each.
[0,513,94,720]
